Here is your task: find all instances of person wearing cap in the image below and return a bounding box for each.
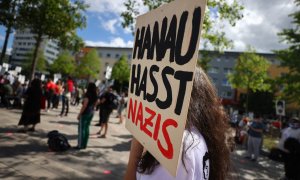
[278,117,300,180]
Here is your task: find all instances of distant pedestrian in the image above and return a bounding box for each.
[96,86,116,138]
[18,79,42,133]
[276,117,300,180]
[246,114,264,162]
[76,83,98,149]
[118,92,127,124]
[46,79,55,111]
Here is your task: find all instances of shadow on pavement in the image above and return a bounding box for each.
[111,134,132,139]
[229,145,284,180]
[89,140,131,152]
[49,120,78,126]
[0,139,49,158]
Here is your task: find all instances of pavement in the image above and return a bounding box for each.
[0,105,285,179]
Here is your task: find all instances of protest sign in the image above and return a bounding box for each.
[54,73,62,83]
[2,63,9,71]
[276,100,285,116]
[125,0,206,176]
[15,66,22,73]
[41,74,45,81]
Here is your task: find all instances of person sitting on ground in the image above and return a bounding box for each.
[124,67,231,180]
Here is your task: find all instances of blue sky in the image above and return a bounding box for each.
[0,0,297,54]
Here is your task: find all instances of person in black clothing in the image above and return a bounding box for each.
[96,86,115,138]
[18,79,42,133]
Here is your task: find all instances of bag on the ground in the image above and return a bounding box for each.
[47,130,71,152]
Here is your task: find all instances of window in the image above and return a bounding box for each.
[222,78,231,87]
[221,91,233,98]
[106,53,111,58]
[115,54,120,58]
[224,68,232,74]
[208,67,219,73]
[128,54,132,59]
[212,78,218,84]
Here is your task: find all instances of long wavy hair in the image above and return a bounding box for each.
[85,83,98,105]
[138,66,230,180]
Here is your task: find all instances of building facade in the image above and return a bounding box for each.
[87,46,280,106]
[10,29,60,66]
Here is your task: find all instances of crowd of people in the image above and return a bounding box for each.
[1,68,299,179]
[231,112,300,179]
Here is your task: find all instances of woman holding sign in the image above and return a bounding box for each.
[124,67,230,180]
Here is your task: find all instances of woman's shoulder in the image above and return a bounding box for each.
[183,127,208,152]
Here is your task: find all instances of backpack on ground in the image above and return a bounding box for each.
[47,130,71,152]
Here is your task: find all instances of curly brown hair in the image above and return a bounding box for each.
[138,67,231,179]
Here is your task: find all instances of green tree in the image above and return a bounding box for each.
[18,0,87,80]
[22,50,47,77]
[0,0,22,64]
[121,0,243,52]
[111,55,130,92]
[74,49,101,79]
[228,49,271,113]
[50,51,76,76]
[275,0,300,105]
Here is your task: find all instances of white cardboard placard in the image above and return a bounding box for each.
[125,0,206,176]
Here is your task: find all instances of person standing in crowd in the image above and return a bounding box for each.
[96,86,116,138]
[246,114,264,162]
[60,82,69,117]
[13,81,24,108]
[60,77,74,116]
[52,80,62,109]
[76,83,98,150]
[124,67,230,180]
[117,92,127,124]
[276,117,300,180]
[2,79,13,108]
[17,79,42,133]
[46,79,55,111]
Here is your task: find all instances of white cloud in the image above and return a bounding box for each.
[221,0,297,53]
[84,0,126,14]
[102,19,119,34]
[85,37,133,47]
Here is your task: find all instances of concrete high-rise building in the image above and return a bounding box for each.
[10,29,60,66]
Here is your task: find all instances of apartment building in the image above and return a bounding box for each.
[10,29,60,66]
[86,46,279,107]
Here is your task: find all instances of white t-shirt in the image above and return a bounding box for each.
[136,127,210,180]
[278,127,300,151]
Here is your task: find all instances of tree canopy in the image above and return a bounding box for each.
[275,0,300,105]
[111,55,130,88]
[50,51,76,76]
[18,0,87,80]
[0,0,21,64]
[74,49,101,79]
[22,50,47,77]
[121,0,243,51]
[228,48,271,112]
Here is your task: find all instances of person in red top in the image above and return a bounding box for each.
[67,76,74,94]
[46,79,55,110]
[60,77,73,117]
